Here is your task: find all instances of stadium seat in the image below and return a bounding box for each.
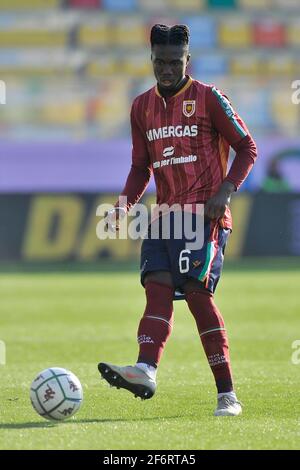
[253,19,285,47]
[96,78,130,138]
[296,56,300,76]
[267,55,295,76]
[0,0,59,8]
[273,0,300,10]
[219,17,252,48]
[0,30,67,48]
[192,54,228,76]
[231,87,272,129]
[271,89,299,134]
[230,54,260,75]
[86,55,119,77]
[0,66,75,78]
[122,53,151,77]
[42,101,86,126]
[184,16,217,48]
[207,0,236,7]
[68,0,100,7]
[286,20,300,47]
[0,48,79,77]
[137,0,169,12]
[167,0,205,11]
[79,18,111,48]
[113,17,146,48]
[102,0,136,11]
[238,0,271,9]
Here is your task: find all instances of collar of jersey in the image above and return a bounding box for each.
[155,75,193,100]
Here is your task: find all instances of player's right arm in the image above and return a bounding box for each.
[106,99,152,231]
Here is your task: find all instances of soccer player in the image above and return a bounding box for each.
[98,24,257,416]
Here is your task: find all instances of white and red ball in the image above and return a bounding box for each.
[30,367,83,421]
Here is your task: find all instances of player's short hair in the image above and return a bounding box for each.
[150,24,190,48]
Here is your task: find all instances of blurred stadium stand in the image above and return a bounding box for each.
[0,1,300,262]
[0,0,299,140]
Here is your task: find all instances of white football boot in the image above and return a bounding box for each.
[214,394,242,416]
[98,362,156,400]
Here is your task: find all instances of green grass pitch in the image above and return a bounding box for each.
[0,261,299,450]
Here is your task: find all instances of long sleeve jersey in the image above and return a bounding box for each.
[117,76,257,229]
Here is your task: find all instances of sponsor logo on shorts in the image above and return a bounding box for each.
[192,260,201,269]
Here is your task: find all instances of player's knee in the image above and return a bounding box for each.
[144,271,173,288]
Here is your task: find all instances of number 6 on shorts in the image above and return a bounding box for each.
[179,249,191,274]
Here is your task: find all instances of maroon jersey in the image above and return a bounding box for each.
[119,76,257,229]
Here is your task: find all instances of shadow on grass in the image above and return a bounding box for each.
[0,415,184,430]
[0,422,56,429]
[73,416,184,424]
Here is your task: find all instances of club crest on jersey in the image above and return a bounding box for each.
[183,100,195,117]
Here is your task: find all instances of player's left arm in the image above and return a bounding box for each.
[205,86,258,220]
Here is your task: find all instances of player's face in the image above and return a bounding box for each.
[151,44,190,92]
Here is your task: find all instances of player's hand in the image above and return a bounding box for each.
[204,181,236,220]
[104,207,127,232]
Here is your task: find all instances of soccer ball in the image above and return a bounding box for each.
[30,367,83,421]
